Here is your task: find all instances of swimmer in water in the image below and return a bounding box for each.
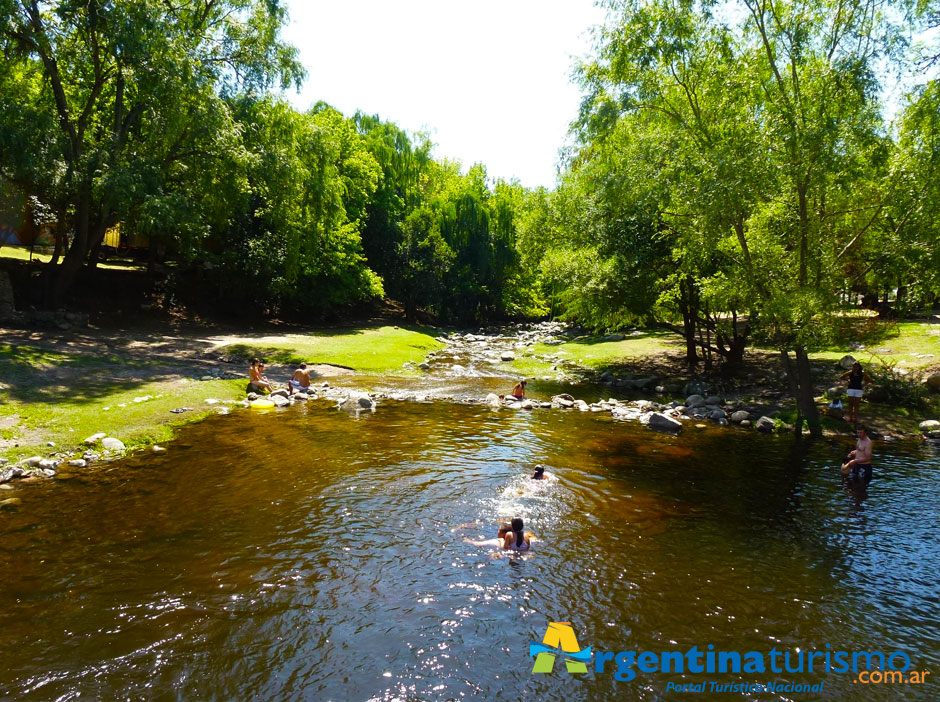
[502,517,531,551]
[463,523,512,547]
[532,464,546,480]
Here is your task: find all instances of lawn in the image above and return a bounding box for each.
[509,330,682,377]
[213,325,445,375]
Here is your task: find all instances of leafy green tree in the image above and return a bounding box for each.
[0,0,302,303]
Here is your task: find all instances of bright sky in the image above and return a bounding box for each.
[280,0,607,189]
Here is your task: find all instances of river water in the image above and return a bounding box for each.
[1,392,938,700]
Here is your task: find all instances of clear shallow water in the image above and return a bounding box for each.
[1,400,938,700]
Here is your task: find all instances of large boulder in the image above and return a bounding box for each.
[730,410,750,424]
[685,394,706,408]
[552,394,575,408]
[925,373,940,392]
[648,413,682,433]
[839,354,857,369]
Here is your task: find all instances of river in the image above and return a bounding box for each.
[1,389,938,700]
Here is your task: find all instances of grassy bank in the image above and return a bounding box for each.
[0,324,444,462]
[212,325,445,375]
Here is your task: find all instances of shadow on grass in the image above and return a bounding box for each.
[0,344,193,406]
[564,329,680,347]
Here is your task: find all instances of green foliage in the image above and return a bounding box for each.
[865,362,931,408]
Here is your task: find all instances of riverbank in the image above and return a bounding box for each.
[1,318,938,472]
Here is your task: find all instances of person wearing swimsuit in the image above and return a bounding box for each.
[503,517,531,551]
[840,361,872,424]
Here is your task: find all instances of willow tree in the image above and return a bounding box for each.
[577,0,899,435]
[0,0,302,304]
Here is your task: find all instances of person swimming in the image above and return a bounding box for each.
[532,465,546,480]
[503,517,531,551]
[463,523,513,547]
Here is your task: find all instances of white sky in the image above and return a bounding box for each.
[280,0,606,189]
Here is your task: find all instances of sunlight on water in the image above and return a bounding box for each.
[1,401,938,700]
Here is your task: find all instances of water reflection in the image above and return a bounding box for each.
[0,401,937,700]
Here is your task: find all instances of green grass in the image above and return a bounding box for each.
[808,321,940,370]
[509,330,681,377]
[214,325,445,376]
[0,343,244,461]
[0,245,145,270]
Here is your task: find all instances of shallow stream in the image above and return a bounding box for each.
[1,393,938,700]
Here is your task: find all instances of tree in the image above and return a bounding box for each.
[0,0,302,304]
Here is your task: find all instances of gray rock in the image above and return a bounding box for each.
[0,469,13,484]
[925,373,940,392]
[101,437,126,451]
[740,420,752,428]
[600,370,615,382]
[357,395,375,410]
[919,419,940,433]
[271,394,291,408]
[755,416,776,433]
[38,459,58,470]
[603,333,625,342]
[22,456,43,467]
[704,395,722,406]
[708,409,728,421]
[83,432,106,445]
[500,351,515,361]
[839,354,857,369]
[730,410,751,423]
[521,400,535,410]
[484,393,501,408]
[83,451,100,462]
[648,413,683,433]
[68,459,87,468]
[685,394,706,408]
[418,362,430,371]
[717,418,729,426]
[270,389,289,399]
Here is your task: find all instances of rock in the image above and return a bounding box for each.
[0,497,22,509]
[484,393,501,408]
[600,370,615,382]
[704,396,722,406]
[418,362,430,371]
[717,418,729,426]
[357,395,375,410]
[84,432,107,446]
[521,400,535,410]
[271,394,291,408]
[246,392,259,401]
[827,386,844,398]
[205,398,220,405]
[839,354,856,369]
[924,373,940,392]
[684,380,709,396]
[648,413,683,433]
[730,410,750,423]
[46,441,55,447]
[603,333,625,342]
[707,409,728,421]
[685,394,706,408]
[0,469,14,484]
[101,437,126,451]
[151,445,167,454]
[83,451,100,462]
[500,351,515,361]
[68,459,87,468]
[0,458,6,466]
[574,400,590,411]
[22,456,43,467]
[38,459,58,470]
[755,416,776,433]
[740,420,751,428]
[270,389,289,399]
[919,420,940,434]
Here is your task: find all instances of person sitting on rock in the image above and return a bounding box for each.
[511,379,527,400]
[248,358,273,393]
[288,362,313,395]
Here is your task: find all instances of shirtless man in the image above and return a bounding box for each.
[842,425,873,483]
[288,362,313,395]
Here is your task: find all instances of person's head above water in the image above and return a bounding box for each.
[510,517,526,547]
[532,464,545,480]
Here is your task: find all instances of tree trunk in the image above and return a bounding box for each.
[780,347,822,437]
[51,191,91,306]
[679,276,699,370]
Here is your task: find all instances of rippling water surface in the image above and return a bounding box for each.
[1,399,938,700]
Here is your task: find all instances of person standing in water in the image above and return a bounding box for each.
[842,425,874,484]
[840,361,872,424]
[510,379,527,400]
